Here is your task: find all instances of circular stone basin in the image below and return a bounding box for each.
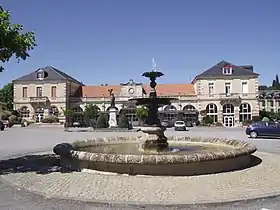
[53,136,257,176]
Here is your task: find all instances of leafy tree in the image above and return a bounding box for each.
[83,103,99,124]
[61,108,74,127]
[276,74,279,85]
[0,83,13,110]
[96,113,108,128]
[0,6,36,71]
[118,113,129,128]
[136,106,148,125]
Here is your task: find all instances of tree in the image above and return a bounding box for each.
[136,106,148,125]
[83,103,99,124]
[0,6,36,71]
[96,113,108,128]
[0,83,13,110]
[118,113,129,128]
[61,108,74,127]
[276,74,279,85]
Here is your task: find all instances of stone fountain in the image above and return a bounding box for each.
[129,70,177,151]
[53,68,257,176]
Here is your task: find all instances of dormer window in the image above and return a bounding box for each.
[222,65,232,75]
[37,70,45,80]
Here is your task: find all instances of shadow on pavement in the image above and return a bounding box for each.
[0,154,77,175]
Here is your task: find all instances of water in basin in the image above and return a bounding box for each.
[79,142,233,155]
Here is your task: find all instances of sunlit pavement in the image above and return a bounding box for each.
[0,126,280,209]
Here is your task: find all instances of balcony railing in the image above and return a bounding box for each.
[219,93,241,99]
[29,96,49,103]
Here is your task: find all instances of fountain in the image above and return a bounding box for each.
[53,66,257,176]
[128,70,178,151]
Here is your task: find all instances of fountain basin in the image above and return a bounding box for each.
[53,136,257,176]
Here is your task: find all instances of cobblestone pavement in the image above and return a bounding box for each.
[1,127,280,209]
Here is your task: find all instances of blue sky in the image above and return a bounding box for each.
[1,0,280,87]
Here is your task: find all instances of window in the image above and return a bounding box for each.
[37,70,44,80]
[269,100,274,107]
[241,81,248,94]
[239,103,252,122]
[222,65,232,75]
[261,100,266,107]
[51,86,56,98]
[278,101,280,107]
[36,87,42,97]
[206,103,218,123]
[225,82,231,96]
[22,87,28,98]
[208,82,214,95]
[20,106,30,118]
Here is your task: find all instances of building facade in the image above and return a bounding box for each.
[12,61,260,127]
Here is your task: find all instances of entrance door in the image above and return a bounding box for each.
[223,116,234,127]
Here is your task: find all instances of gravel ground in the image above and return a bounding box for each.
[0,126,280,209]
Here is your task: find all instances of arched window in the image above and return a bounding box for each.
[239,103,252,122]
[20,106,30,118]
[206,103,218,122]
[163,105,177,122]
[223,104,234,114]
[183,105,198,123]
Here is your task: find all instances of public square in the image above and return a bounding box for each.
[0,127,280,210]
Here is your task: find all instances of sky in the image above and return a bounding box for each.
[1,0,280,87]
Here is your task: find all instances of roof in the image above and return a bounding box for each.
[82,83,195,98]
[193,60,259,81]
[13,66,84,85]
[144,84,196,96]
[82,85,121,98]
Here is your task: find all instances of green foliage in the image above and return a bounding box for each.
[61,108,74,117]
[42,116,59,123]
[0,83,13,110]
[136,106,148,120]
[262,116,270,122]
[118,113,129,128]
[202,116,214,125]
[0,6,36,71]
[83,103,99,123]
[96,113,108,128]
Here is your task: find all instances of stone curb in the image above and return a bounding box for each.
[53,136,257,165]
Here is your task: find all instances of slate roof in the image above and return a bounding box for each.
[13,66,84,85]
[194,61,259,81]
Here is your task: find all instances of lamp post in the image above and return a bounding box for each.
[102,94,105,112]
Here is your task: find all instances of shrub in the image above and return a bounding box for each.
[242,119,252,126]
[118,113,129,128]
[42,116,60,123]
[1,114,9,120]
[96,113,108,128]
[202,116,213,125]
[215,122,223,127]
[252,116,261,122]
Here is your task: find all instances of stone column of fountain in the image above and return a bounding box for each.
[129,71,177,151]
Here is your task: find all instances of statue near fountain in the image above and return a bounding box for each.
[108,89,118,128]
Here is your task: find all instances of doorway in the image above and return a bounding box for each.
[223,116,234,127]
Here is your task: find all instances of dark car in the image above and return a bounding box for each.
[245,121,280,138]
[0,121,4,131]
[161,120,173,128]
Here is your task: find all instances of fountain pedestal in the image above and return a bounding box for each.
[141,126,168,150]
[108,107,118,128]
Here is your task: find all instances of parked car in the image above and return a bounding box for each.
[0,121,4,131]
[246,121,280,138]
[174,121,187,131]
[185,121,194,127]
[72,121,87,128]
[161,120,173,128]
